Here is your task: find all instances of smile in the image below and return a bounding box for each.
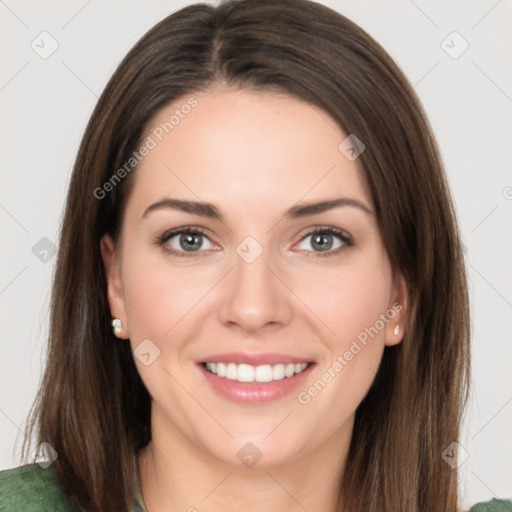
[204,362,309,383]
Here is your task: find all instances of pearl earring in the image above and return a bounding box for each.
[112,318,122,335]
[393,324,400,336]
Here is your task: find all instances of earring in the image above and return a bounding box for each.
[112,318,122,335]
[393,324,400,336]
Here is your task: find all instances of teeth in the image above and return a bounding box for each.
[238,364,255,382]
[255,365,273,383]
[204,361,308,383]
[272,364,285,381]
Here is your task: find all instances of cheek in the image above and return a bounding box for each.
[292,258,393,423]
[293,257,392,403]
[296,258,393,348]
[120,251,218,404]
[121,249,214,343]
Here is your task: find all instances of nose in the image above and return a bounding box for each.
[217,246,293,334]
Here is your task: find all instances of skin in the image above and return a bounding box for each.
[101,87,408,512]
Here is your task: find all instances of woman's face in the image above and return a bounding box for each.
[102,88,406,467]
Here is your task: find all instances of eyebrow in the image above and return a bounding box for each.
[141,197,373,221]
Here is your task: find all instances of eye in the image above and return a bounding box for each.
[155,227,216,257]
[295,227,354,257]
[155,226,353,258]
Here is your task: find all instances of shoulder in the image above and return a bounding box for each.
[0,464,71,512]
[469,499,512,511]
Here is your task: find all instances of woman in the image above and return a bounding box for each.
[0,0,509,511]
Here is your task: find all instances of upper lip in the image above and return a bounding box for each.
[198,352,314,366]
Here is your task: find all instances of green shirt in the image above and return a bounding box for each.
[0,463,146,511]
[0,463,511,511]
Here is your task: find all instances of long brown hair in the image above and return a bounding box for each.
[23,0,470,510]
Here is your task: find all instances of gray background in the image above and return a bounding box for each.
[1,0,511,508]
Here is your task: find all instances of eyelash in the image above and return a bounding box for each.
[154,225,354,258]
[298,226,354,258]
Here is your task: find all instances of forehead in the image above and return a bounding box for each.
[128,88,371,218]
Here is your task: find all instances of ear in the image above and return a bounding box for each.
[384,271,408,347]
[100,234,129,339]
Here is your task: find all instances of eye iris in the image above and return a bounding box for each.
[311,233,333,251]
[180,233,202,251]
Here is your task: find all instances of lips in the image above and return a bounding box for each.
[197,352,315,404]
[198,352,311,366]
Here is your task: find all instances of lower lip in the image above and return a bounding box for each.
[198,363,315,404]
